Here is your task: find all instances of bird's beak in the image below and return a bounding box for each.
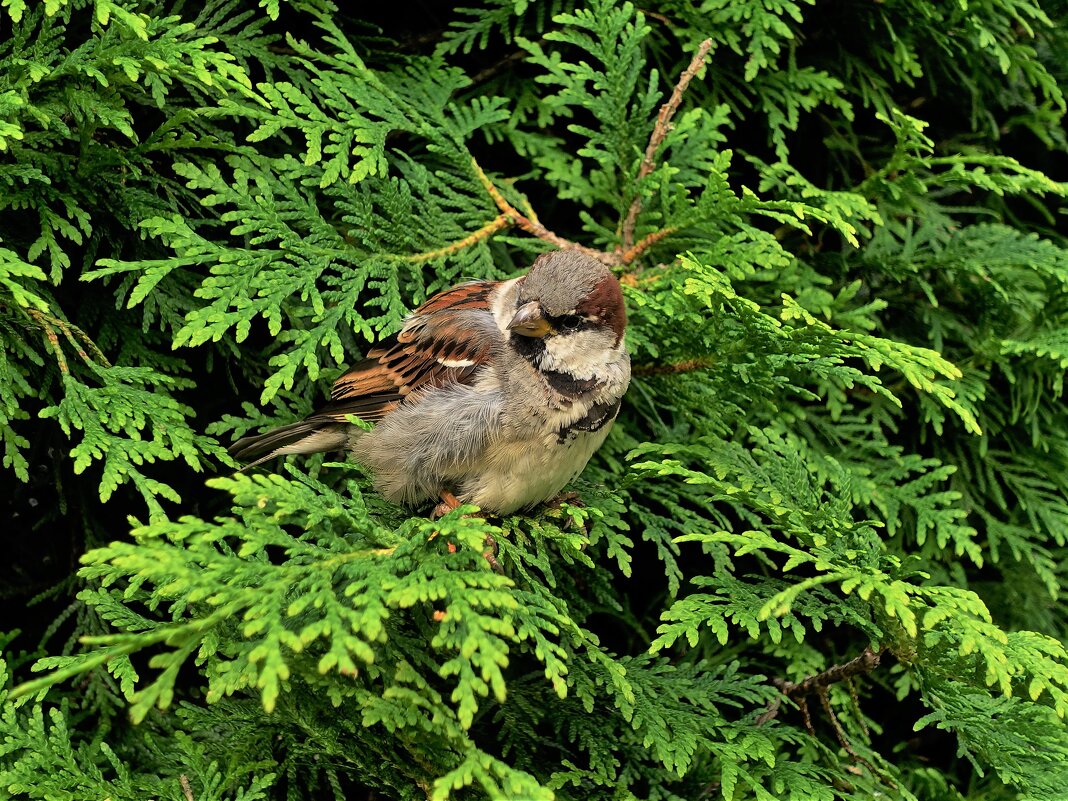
[507,301,552,338]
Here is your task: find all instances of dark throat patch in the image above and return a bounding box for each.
[556,398,620,444]
[509,333,604,398]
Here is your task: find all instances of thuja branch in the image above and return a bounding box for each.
[633,357,715,377]
[620,38,712,254]
[10,609,235,700]
[23,307,111,370]
[26,309,68,374]
[403,214,512,263]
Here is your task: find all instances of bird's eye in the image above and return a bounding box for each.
[559,315,583,331]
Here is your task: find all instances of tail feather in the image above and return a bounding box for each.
[229,420,349,471]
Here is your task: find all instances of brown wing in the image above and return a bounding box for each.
[307,281,500,426]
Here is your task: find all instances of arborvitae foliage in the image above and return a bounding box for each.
[3,1,1068,799]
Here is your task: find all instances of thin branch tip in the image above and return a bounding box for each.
[621,38,713,253]
[472,157,619,265]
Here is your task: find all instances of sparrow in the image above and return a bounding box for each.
[228,250,630,516]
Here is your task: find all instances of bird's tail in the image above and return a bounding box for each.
[228,420,349,471]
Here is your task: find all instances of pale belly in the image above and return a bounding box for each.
[460,422,613,514]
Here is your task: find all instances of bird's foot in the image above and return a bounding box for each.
[545,490,584,511]
[429,491,502,572]
[430,490,462,520]
[544,491,590,533]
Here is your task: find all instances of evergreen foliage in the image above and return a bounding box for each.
[2,1,1068,799]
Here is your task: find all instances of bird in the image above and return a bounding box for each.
[228,249,631,516]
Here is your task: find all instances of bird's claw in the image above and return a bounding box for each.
[544,491,592,533]
[546,491,584,511]
[431,489,462,520]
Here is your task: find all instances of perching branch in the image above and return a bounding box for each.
[620,38,712,254]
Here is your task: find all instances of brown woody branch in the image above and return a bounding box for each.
[620,38,712,255]
[472,159,682,269]
[621,226,680,265]
[470,37,549,85]
[760,649,884,730]
[472,159,616,265]
[380,41,713,286]
[757,646,882,726]
[637,7,675,28]
[781,646,882,702]
[754,647,888,783]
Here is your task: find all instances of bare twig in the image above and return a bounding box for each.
[471,50,527,85]
[756,646,882,726]
[847,677,870,739]
[469,37,709,272]
[470,37,548,85]
[637,7,676,28]
[180,774,195,801]
[754,648,891,784]
[472,159,616,265]
[819,686,893,787]
[621,226,680,264]
[797,693,814,735]
[620,38,712,255]
[787,647,882,700]
[754,695,783,727]
[818,689,865,764]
